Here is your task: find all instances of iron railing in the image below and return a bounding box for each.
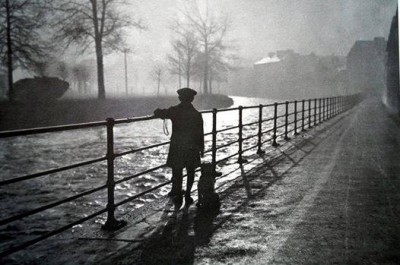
[0,94,362,257]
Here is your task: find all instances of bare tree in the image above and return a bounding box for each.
[31,61,50,77]
[151,63,165,97]
[72,63,91,95]
[54,61,69,81]
[168,42,182,89]
[0,0,51,101]
[183,2,229,94]
[208,50,238,94]
[168,21,199,88]
[51,0,144,99]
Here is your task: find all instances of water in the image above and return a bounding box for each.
[0,96,300,251]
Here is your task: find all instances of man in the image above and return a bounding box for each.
[154,88,204,208]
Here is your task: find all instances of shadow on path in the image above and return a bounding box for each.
[99,110,353,264]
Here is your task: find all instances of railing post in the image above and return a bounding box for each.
[272,102,279,146]
[212,108,217,172]
[333,97,336,116]
[284,101,290,140]
[318,98,322,124]
[102,118,127,231]
[308,99,312,128]
[257,104,265,155]
[341,96,344,113]
[238,106,247,163]
[314,98,317,126]
[301,99,305,131]
[343,96,345,113]
[294,100,299,135]
[337,97,340,115]
[328,98,331,119]
[323,98,326,121]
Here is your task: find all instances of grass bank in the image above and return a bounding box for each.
[0,94,233,131]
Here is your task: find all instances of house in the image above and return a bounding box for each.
[347,37,387,93]
[385,10,399,114]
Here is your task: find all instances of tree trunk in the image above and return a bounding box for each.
[209,75,212,94]
[124,50,128,95]
[199,79,202,93]
[157,78,160,96]
[178,55,182,89]
[91,0,106,100]
[186,68,190,88]
[95,40,106,99]
[203,43,209,94]
[186,58,191,88]
[5,0,14,101]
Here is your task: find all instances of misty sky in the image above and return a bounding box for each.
[100,0,398,94]
[126,0,397,61]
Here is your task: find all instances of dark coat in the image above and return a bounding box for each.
[154,102,204,169]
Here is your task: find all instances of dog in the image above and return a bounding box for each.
[197,163,220,212]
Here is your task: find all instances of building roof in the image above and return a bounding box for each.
[254,56,281,65]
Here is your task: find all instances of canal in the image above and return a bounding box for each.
[1,96,297,250]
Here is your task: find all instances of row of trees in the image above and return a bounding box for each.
[167,4,234,95]
[1,0,233,100]
[1,0,143,101]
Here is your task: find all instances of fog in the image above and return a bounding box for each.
[6,0,399,99]
[104,0,398,97]
[131,0,396,59]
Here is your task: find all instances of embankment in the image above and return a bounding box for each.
[0,94,233,130]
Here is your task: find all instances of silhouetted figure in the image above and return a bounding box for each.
[154,88,204,209]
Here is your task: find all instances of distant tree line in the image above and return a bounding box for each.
[0,0,143,101]
[166,3,235,95]
[0,0,234,100]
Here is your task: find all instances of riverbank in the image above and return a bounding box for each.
[0,94,233,130]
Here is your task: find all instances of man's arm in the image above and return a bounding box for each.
[153,107,173,119]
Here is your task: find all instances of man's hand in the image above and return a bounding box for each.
[153,108,161,117]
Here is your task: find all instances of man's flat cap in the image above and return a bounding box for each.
[177,87,197,97]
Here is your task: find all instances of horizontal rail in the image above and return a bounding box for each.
[241,105,259,110]
[215,152,239,164]
[114,115,155,124]
[216,140,238,150]
[200,109,214,114]
[0,207,108,258]
[0,184,107,227]
[203,148,213,154]
[276,123,286,130]
[0,121,107,138]
[242,133,258,141]
[242,144,258,153]
[262,117,274,123]
[114,164,166,185]
[276,113,286,119]
[216,125,239,133]
[262,128,274,135]
[242,121,259,127]
[215,106,240,112]
[261,137,273,145]
[115,180,172,208]
[0,156,107,187]
[114,141,170,158]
